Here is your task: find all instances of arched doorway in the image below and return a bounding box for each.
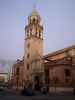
[34,76,40,91]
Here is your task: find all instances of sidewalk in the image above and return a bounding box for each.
[49,87,74,95]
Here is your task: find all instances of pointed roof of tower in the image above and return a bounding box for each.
[31,9,38,17]
[29,8,40,19]
[28,8,41,24]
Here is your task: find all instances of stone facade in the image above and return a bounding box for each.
[11,59,24,89]
[11,9,75,89]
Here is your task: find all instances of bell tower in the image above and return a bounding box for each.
[24,9,44,88]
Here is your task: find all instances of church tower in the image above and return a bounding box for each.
[24,9,44,89]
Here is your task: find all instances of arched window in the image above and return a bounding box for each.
[27,43,30,48]
[39,30,41,38]
[33,18,36,23]
[27,63,29,70]
[27,53,30,58]
[39,33,41,38]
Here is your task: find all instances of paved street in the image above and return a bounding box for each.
[0,88,75,100]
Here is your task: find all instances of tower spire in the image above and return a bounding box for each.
[33,1,36,11]
[33,0,37,10]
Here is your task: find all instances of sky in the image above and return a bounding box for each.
[0,0,75,60]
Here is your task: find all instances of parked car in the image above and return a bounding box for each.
[0,86,4,91]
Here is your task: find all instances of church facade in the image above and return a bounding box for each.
[11,10,75,90]
[44,45,75,88]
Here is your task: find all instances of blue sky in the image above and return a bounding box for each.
[0,0,75,60]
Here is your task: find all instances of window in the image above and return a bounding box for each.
[39,33,41,37]
[39,30,41,38]
[36,28,38,36]
[27,53,30,58]
[27,30,29,33]
[27,43,30,48]
[33,18,35,23]
[30,28,32,35]
[27,63,29,70]
[65,69,71,76]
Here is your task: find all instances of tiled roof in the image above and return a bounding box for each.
[43,45,75,59]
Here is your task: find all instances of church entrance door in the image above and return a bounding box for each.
[34,76,40,91]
